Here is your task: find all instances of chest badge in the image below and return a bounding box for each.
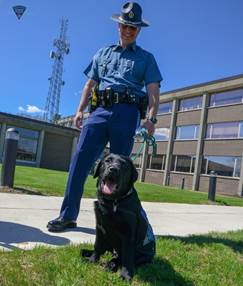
[128,11,134,19]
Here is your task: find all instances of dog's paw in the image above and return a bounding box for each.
[80,249,99,263]
[120,267,132,282]
[88,253,99,263]
[104,258,120,272]
[80,249,93,258]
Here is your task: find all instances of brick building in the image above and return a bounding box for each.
[133,74,243,196]
[0,112,79,171]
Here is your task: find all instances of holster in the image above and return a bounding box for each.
[88,86,99,113]
[138,94,148,119]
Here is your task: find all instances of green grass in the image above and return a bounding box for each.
[1,164,243,206]
[0,230,242,285]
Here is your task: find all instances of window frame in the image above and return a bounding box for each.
[206,121,243,140]
[171,155,196,173]
[209,88,243,108]
[201,155,242,178]
[6,125,39,163]
[146,154,166,171]
[176,124,199,140]
[154,127,170,141]
[157,102,173,115]
[179,96,203,112]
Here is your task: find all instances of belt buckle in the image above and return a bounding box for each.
[129,94,136,103]
[101,93,106,106]
[113,92,119,104]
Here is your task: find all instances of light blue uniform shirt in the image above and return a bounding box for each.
[84,42,162,97]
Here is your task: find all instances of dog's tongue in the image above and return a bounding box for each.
[102,181,116,195]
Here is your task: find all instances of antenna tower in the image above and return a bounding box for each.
[43,19,70,122]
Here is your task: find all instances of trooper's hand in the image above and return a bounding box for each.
[142,119,155,136]
[73,111,84,130]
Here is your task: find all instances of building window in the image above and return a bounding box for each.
[154,128,170,141]
[201,156,242,177]
[240,122,243,138]
[176,125,199,140]
[7,126,39,162]
[210,89,243,107]
[171,155,195,173]
[179,96,202,111]
[132,154,142,169]
[158,102,172,114]
[206,122,243,139]
[146,154,166,170]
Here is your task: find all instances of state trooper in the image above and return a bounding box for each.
[47,2,162,232]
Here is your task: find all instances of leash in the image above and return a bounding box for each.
[130,128,157,161]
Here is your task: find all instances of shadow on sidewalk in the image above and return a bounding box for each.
[73,226,96,235]
[0,221,70,250]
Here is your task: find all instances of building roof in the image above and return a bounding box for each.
[159,73,243,102]
[0,111,80,135]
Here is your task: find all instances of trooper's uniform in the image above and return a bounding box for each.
[59,42,162,221]
[47,2,163,232]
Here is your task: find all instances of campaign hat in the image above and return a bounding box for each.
[111,2,150,27]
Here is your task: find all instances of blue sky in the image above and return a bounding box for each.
[1,0,243,117]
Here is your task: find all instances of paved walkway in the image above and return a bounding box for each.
[0,192,243,251]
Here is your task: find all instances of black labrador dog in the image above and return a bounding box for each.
[81,153,155,281]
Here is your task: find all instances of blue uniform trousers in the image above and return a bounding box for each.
[60,103,140,220]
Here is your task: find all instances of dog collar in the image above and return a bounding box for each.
[113,188,134,212]
[119,187,134,200]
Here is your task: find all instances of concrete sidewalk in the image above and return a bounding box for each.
[0,192,243,251]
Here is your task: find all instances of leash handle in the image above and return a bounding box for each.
[131,127,157,161]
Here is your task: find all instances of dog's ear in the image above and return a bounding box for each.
[129,159,138,183]
[93,160,102,178]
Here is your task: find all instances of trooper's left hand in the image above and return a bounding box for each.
[142,119,155,136]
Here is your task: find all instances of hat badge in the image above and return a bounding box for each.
[128,11,134,19]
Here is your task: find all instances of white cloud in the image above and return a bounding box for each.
[18,105,44,114]
[26,105,44,113]
[154,128,170,140]
[18,106,25,111]
[156,128,170,137]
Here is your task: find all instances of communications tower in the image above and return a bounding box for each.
[43,19,70,122]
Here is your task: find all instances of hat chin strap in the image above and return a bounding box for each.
[118,16,141,27]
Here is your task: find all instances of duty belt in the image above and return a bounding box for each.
[89,87,148,119]
[96,89,139,107]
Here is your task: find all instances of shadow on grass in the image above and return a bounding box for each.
[157,234,243,254]
[136,257,194,285]
[215,199,230,206]
[14,187,46,196]
[0,221,70,250]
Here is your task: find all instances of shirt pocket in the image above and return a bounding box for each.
[132,60,145,82]
[120,59,133,76]
[120,58,145,83]
[98,59,117,77]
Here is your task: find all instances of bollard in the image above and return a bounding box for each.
[181,177,185,189]
[166,174,170,186]
[0,128,20,188]
[208,170,217,201]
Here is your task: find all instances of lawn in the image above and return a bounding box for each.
[1,164,242,207]
[0,230,242,285]
[0,165,243,285]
